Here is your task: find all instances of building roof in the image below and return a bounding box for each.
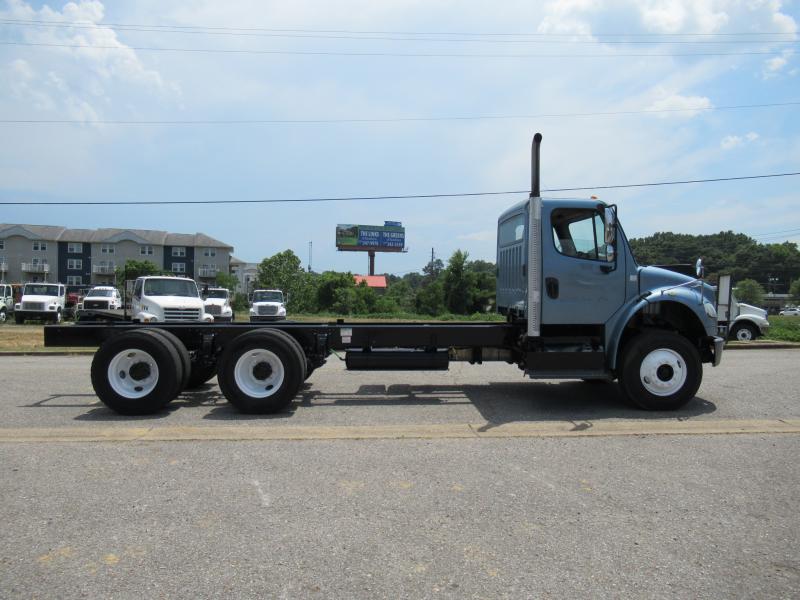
[354,275,388,289]
[0,224,233,249]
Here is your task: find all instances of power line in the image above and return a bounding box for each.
[0,18,795,38]
[0,40,786,58]
[751,227,800,238]
[1,172,797,206]
[2,20,798,45]
[1,101,797,126]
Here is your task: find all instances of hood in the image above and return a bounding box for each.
[146,296,204,309]
[736,302,767,319]
[638,266,716,304]
[204,298,228,306]
[252,300,283,306]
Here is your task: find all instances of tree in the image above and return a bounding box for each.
[415,280,445,315]
[215,271,239,292]
[316,271,356,311]
[423,257,444,280]
[789,279,800,302]
[443,250,476,314]
[734,279,765,306]
[115,259,161,283]
[256,250,311,312]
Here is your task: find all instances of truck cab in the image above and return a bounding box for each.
[495,134,722,410]
[131,276,213,323]
[203,287,234,322]
[15,282,66,323]
[249,289,286,322]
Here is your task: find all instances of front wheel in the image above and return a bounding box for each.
[618,331,702,411]
[729,322,758,342]
[0,308,6,323]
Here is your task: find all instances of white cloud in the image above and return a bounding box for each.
[720,132,759,150]
[647,93,713,118]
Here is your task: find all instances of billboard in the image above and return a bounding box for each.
[336,222,405,252]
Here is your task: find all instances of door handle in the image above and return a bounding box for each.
[545,277,559,299]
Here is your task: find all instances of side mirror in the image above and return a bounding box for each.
[695,258,705,279]
[606,244,616,263]
[604,207,616,245]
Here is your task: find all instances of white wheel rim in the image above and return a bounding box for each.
[736,328,753,341]
[639,348,687,397]
[107,349,160,399]
[0,310,5,322]
[234,348,285,398]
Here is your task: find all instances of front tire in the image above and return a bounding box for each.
[0,308,6,323]
[217,329,304,414]
[729,322,758,342]
[618,331,702,411]
[90,330,183,415]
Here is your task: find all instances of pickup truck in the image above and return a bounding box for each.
[80,286,122,311]
[15,282,66,323]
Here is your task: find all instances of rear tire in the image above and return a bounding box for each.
[90,330,183,415]
[146,328,190,392]
[618,331,702,411]
[217,329,304,414]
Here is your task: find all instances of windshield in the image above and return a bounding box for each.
[253,291,283,303]
[143,279,199,298]
[87,289,114,297]
[206,289,229,299]
[24,284,60,296]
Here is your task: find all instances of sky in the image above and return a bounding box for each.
[0,0,798,275]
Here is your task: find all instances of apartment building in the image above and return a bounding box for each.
[0,223,233,286]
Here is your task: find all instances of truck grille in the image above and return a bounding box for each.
[22,302,45,311]
[163,308,201,321]
[205,305,222,315]
[257,305,278,316]
[84,300,109,310]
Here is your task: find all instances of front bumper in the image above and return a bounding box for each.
[250,315,286,322]
[712,336,724,367]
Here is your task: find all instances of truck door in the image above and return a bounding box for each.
[542,206,625,325]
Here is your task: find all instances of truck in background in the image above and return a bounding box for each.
[203,287,234,322]
[131,276,214,323]
[44,134,724,416]
[716,274,769,341]
[0,283,13,323]
[15,282,66,324]
[249,289,287,322]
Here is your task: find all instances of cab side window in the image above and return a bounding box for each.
[133,280,143,299]
[551,208,606,261]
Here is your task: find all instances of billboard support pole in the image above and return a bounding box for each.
[368,251,375,276]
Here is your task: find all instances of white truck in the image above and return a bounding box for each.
[249,289,286,322]
[716,274,770,341]
[14,282,66,324]
[131,276,214,323]
[0,283,14,323]
[203,287,234,322]
[80,286,122,311]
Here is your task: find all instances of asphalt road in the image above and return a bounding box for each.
[1,350,799,598]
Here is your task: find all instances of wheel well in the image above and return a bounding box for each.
[617,301,710,365]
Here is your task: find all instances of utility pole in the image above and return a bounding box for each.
[308,241,313,273]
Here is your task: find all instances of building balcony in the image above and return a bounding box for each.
[0,261,8,272]
[21,262,50,273]
[198,267,219,278]
[92,265,116,274]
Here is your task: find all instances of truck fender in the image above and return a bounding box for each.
[607,294,711,370]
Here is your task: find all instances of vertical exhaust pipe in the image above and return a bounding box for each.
[531,133,542,198]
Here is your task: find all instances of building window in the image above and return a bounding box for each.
[33,241,47,251]
[140,245,154,256]
[0,240,5,250]
[203,247,216,257]
[67,258,83,270]
[172,247,186,257]
[172,263,186,273]
[32,257,48,266]
[67,242,83,253]
[66,276,82,285]
[101,244,115,254]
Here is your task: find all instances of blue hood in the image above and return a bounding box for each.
[638,266,716,304]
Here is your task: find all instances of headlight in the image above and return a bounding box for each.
[49,305,56,310]
[14,303,20,310]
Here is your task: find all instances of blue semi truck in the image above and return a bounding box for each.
[45,134,724,415]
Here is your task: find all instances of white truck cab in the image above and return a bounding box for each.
[203,287,234,322]
[80,286,122,311]
[0,283,14,323]
[131,276,213,323]
[15,282,66,324]
[249,289,287,322]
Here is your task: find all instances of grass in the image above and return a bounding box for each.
[763,316,800,343]
[0,324,94,353]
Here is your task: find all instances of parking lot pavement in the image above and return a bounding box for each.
[1,349,799,598]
